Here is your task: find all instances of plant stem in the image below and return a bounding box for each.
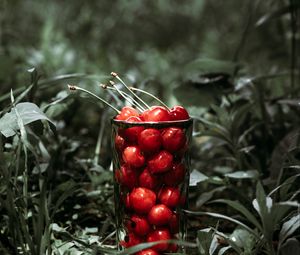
[68,85,120,113]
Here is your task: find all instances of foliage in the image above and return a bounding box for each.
[0,0,299,254]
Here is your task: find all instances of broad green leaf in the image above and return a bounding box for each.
[224,170,259,179]
[230,227,256,252]
[197,228,214,255]
[280,238,300,255]
[210,199,262,231]
[196,186,226,207]
[279,214,300,247]
[0,102,55,137]
[218,246,231,255]
[189,170,209,186]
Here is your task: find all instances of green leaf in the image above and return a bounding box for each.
[0,102,55,137]
[197,228,214,255]
[210,199,262,231]
[230,227,256,252]
[224,170,259,180]
[196,186,226,207]
[218,246,231,255]
[280,238,300,255]
[279,214,300,247]
[189,170,209,186]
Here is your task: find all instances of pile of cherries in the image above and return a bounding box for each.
[68,73,191,255]
[114,105,190,255]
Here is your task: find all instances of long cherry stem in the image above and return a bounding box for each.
[68,84,120,113]
[129,87,170,110]
[111,72,151,109]
[101,83,145,112]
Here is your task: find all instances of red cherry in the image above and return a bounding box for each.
[115,165,138,189]
[124,193,131,210]
[169,106,190,121]
[115,134,126,152]
[158,187,180,208]
[122,146,145,168]
[169,213,179,234]
[120,232,141,248]
[138,128,162,154]
[163,163,186,186]
[136,249,159,255]
[141,106,171,122]
[148,204,172,226]
[139,168,161,190]
[115,106,139,120]
[127,215,150,236]
[167,243,179,252]
[148,151,173,174]
[147,228,171,251]
[129,187,156,214]
[122,116,144,143]
[161,127,186,153]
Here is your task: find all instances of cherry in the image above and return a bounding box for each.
[136,249,159,255]
[115,165,138,190]
[148,204,172,226]
[138,128,162,154]
[122,116,144,143]
[148,151,173,174]
[122,146,145,168]
[129,187,156,214]
[124,193,131,210]
[141,106,171,122]
[163,163,186,186]
[115,134,126,152]
[167,243,179,252]
[146,228,171,251]
[169,106,190,121]
[120,232,141,248]
[127,215,150,236]
[158,187,180,208]
[169,213,179,234]
[139,168,161,190]
[115,106,139,120]
[161,127,186,153]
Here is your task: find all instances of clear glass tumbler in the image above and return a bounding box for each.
[111,118,193,253]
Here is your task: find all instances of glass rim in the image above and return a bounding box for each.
[111,117,193,128]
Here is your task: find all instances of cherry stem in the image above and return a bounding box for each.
[100,83,145,112]
[68,84,120,113]
[111,72,151,110]
[129,87,171,110]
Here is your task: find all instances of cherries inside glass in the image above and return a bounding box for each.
[112,106,192,254]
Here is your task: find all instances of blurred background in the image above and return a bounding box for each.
[0,0,299,254]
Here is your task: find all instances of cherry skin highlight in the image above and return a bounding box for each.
[136,249,160,255]
[141,106,171,122]
[146,228,171,251]
[148,204,173,226]
[161,127,186,153]
[115,106,139,120]
[127,214,150,236]
[169,106,190,121]
[138,128,162,154]
[129,187,156,214]
[158,186,181,208]
[122,146,145,168]
[148,150,173,174]
[139,168,161,190]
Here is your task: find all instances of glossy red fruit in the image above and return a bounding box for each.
[141,106,171,122]
[124,193,131,210]
[167,243,178,252]
[115,134,126,152]
[115,106,139,121]
[148,151,173,174]
[148,204,172,226]
[120,232,141,248]
[169,106,190,121]
[123,116,144,143]
[139,168,161,190]
[115,165,138,189]
[129,187,156,214]
[169,213,179,234]
[127,215,150,236]
[123,146,145,168]
[147,228,171,251]
[158,187,180,208]
[136,249,159,255]
[138,128,162,154]
[163,163,186,186]
[161,127,186,153]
